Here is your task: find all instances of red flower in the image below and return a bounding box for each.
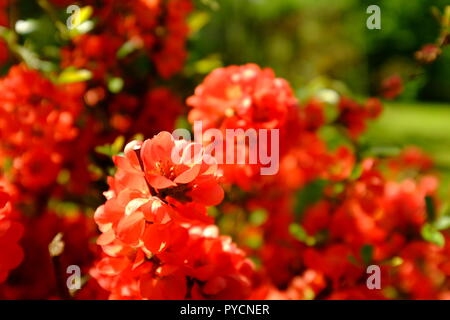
[151,0,193,78]
[13,148,62,190]
[187,64,304,189]
[396,240,450,299]
[135,131,223,205]
[304,244,364,288]
[94,132,224,250]
[0,211,100,299]
[0,185,23,284]
[381,74,403,100]
[187,63,298,130]
[0,64,85,191]
[92,224,254,299]
[91,131,255,299]
[60,0,192,80]
[388,146,434,173]
[415,44,442,64]
[135,88,183,137]
[326,146,355,181]
[303,99,325,131]
[337,96,382,139]
[61,34,122,81]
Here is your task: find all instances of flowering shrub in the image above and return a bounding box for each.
[0,182,23,284]
[0,65,85,192]
[0,0,449,300]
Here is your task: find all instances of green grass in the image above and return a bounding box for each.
[365,101,450,196]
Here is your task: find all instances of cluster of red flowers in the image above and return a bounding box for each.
[0,65,86,193]
[415,44,442,64]
[58,0,190,149]
[0,0,448,301]
[336,97,382,138]
[381,75,404,100]
[187,64,298,131]
[0,209,99,299]
[186,64,327,190]
[59,0,192,79]
[183,63,449,300]
[264,159,450,299]
[0,181,23,284]
[106,87,183,138]
[91,133,253,299]
[0,0,192,299]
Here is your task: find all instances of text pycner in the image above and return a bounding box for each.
[180,304,270,317]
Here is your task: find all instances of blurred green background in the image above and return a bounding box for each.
[186,0,450,195]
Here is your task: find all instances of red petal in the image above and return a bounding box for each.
[140,274,187,300]
[142,224,169,254]
[97,257,129,275]
[97,229,115,246]
[146,174,176,189]
[117,211,145,246]
[189,180,224,206]
[143,199,172,224]
[174,164,201,184]
[142,132,174,168]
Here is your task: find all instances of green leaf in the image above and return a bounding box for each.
[111,136,125,155]
[68,20,94,37]
[421,223,445,247]
[293,179,327,218]
[207,206,219,217]
[435,216,450,230]
[249,256,262,269]
[347,254,359,266]
[289,223,315,246]
[175,116,191,131]
[193,54,222,74]
[58,68,92,83]
[425,196,436,222]
[0,26,13,41]
[361,244,373,265]
[443,5,450,28]
[77,6,94,25]
[364,146,401,158]
[95,136,125,157]
[200,0,220,11]
[289,223,306,241]
[117,41,138,59]
[349,163,363,180]
[57,169,70,185]
[390,256,403,267]
[94,145,112,157]
[107,77,124,94]
[188,11,210,35]
[131,133,144,142]
[249,209,268,226]
[430,6,441,23]
[2,157,13,172]
[245,234,263,249]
